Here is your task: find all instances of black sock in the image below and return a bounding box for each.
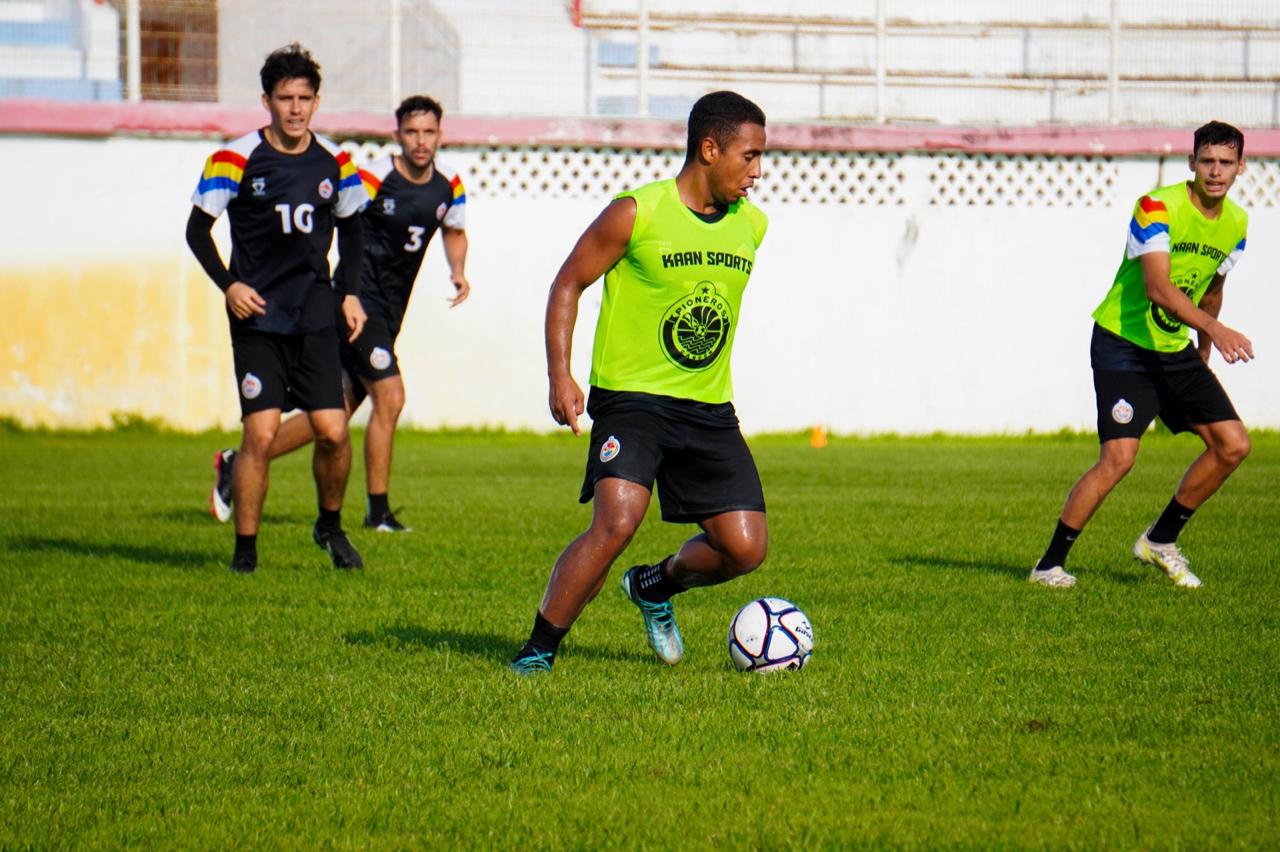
[518,611,569,657]
[1035,520,1081,572]
[367,492,390,519]
[634,556,683,603]
[1148,498,1195,544]
[234,533,257,560]
[316,506,341,533]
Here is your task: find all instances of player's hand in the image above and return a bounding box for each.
[342,294,367,343]
[448,273,471,308]
[548,374,585,436]
[1209,322,1254,364]
[226,282,266,320]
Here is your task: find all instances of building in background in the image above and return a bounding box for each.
[3,0,1279,126]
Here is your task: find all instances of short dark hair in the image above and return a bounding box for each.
[685,91,766,161]
[260,43,321,96]
[395,95,444,126]
[1193,120,1244,158]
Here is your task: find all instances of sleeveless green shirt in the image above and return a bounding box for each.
[589,179,768,403]
[1092,181,1248,352]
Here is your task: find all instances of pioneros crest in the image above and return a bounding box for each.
[660,281,732,371]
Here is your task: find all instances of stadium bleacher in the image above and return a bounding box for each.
[0,0,120,101]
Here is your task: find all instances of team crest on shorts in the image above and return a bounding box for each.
[318,178,334,200]
[660,281,732,371]
[600,435,621,463]
[436,202,448,221]
[370,347,392,371]
[1111,398,1134,424]
[240,372,263,400]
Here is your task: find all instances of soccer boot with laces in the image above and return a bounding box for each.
[508,645,555,675]
[1028,565,1077,588]
[210,448,236,523]
[621,565,685,665]
[313,524,365,570]
[1133,530,1202,588]
[364,509,412,533]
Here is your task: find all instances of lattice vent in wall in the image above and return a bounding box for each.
[927,154,1119,207]
[1233,160,1280,209]
[342,144,1280,209]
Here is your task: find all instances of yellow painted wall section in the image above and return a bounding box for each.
[1,256,239,430]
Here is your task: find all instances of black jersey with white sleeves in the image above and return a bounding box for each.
[337,156,467,336]
[191,130,370,335]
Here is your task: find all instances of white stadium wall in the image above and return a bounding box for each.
[1,105,1278,434]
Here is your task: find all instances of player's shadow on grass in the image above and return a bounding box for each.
[149,508,307,526]
[8,535,216,570]
[344,624,648,664]
[890,554,1143,585]
[890,554,1032,579]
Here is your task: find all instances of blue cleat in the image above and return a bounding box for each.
[621,565,685,665]
[509,646,555,675]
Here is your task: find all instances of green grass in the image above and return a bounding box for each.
[1,429,1277,847]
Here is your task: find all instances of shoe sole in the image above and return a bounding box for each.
[210,451,232,523]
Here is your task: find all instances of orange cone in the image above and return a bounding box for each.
[809,425,828,448]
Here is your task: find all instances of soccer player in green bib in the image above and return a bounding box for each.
[510,92,769,673]
[1030,121,1254,590]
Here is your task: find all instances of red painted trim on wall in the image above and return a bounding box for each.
[3,99,1277,155]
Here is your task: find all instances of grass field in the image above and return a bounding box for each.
[1,426,1277,847]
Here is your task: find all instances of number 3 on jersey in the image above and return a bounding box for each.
[275,203,315,234]
[404,225,426,252]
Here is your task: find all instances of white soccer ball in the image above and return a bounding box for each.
[728,597,813,673]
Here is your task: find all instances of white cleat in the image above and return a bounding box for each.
[1029,565,1077,588]
[1133,530,1202,589]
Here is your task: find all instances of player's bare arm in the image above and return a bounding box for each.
[545,198,636,435]
[1197,273,1226,362]
[340,294,366,343]
[442,226,471,307]
[1140,252,1252,363]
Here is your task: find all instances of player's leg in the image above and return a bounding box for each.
[511,401,663,674]
[208,370,360,524]
[225,333,289,571]
[293,327,363,569]
[1133,368,1249,588]
[231,407,282,572]
[267,362,363,460]
[340,315,405,530]
[620,422,766,664]
[362,374,408,531]
[510,478,652,674]
[1030,369,1155,587]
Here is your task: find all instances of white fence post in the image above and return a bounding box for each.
[637,0,649,117]
[1108,0,1120,124]
[126,0,141,103]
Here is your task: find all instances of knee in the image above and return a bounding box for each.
[240,424,276,457]
[374,387,405,420]
[312,422,349,452]
[720,538,768,578]
[1099,448,1137,481]
[590,514,641,552]
[1217,433,1251,468]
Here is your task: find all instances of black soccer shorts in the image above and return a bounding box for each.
[340,312,401,405]
[1093,363,1240,442]
[231,327,346,418]
[579,395,766,523]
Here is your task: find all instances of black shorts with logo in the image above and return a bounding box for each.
[339,310,401,405]
[231,327,345,417]
[1090,325,1239,441]
[579,388,766,523]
